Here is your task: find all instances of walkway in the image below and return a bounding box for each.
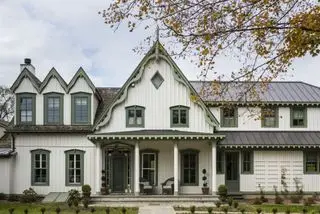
[139,206,175,214]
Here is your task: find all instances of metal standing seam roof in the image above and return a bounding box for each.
[190,81,320,103]
[219,131,320,148]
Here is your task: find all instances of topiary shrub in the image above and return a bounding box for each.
[121,207,126,214]
[272,208,278,214]
[215,201,221,208]
[83,198,90,209]
[233,200,239,209]
[285,208,291,214]
[55,207,61,214]
[40,207,46,214]
[256,208,262,214]
[105,207,110,214]
[20,188,39,203]
[8,208,14,214]
[218,185,228,202]
[75,208,80,214]
[90,208,96,213]
[207,207,213,214]
[227,197,233,206]
[24,209,28,214]
[82,184,91,198]
[222,206,228,214]
[68,189,81,207]
[240,208,245,214]
[190,206,196,214]
[302,207,308,214]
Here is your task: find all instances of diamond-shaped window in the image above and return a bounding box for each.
[151,71,164,89]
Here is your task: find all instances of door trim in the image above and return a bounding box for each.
[224,151,240,193]
[111,153,128,193]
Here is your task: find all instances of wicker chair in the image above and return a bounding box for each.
[161,177,174,195]
[139,177,154,195]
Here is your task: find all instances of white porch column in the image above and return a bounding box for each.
[211,141,217,195]
[95,142,102,194]
[134,142,140,195]
[173,142,179,195]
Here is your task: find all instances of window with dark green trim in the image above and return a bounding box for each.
[16,93,36,124]
[170,105,189,127]
[241,151,253,174]
[291,107,307,128]
[221,107,238,127]
[217,151,224,174]
[304,151,320,174]
[126,106,145,127]
[181,149,199,186]
[31,149,50,186]
[44,93,63,125]
[140,149,158,185]
[261,107,278,128]
[71,93,91,125]
[65,149,85,186]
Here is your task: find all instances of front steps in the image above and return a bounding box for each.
[91,195,219,207]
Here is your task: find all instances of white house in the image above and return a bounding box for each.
[1,42,320,196]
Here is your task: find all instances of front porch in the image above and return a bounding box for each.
[88,130,225,196]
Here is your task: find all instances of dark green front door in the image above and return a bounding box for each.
[112,155,126,192]
[225,152,240,193]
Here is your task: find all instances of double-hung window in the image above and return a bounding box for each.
[241,151,254,174]
[65,150,85,186]
[31,149,50,186]
[17,93,36,124]
[141,150,158,185]
[291,107,307,128]
[181,149,199,186]
[221,107,237,127]
[44,93,63,124]
[126,106,145,127]
[217,151,224,174]
[170,106,189,127]
[71,93,91,125]
[261,107,278,128]
[304,151,320,174]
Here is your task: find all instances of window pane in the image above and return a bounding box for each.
[21,97,33,122]
[306,152,318,172]
[74,97,88,123]
[180,110,187,124]
[172,110,179,124]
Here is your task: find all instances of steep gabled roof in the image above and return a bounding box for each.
[191,81,320,105]
[67,67,96,93]
[94,41,219,130]
[11,68,42,92]
[40,67,68,93]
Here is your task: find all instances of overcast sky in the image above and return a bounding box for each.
[1,0,320,88]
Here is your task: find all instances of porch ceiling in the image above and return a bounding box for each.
[88,129,225,141]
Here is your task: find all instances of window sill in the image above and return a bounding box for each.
[180,183,199,186]
[32,183,49,186]
[66,184,82,187]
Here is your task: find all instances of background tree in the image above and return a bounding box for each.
[100,0,320,100]
[0,86,14,121]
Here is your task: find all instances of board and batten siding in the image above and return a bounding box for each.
[0,158,13,193]
[97,59,213,133]
[211,107,320,131]
[13,76,99,126]
[12,134,96,195]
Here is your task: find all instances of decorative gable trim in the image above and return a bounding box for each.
[40,68,68,93]
[94,41,219,131]
[67,67,96,93]
[10,68,41,93]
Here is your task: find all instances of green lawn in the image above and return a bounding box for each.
[0,202,138,214]
[175,203,320,213]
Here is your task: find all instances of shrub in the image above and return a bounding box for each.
[68,189,81,204]
[227,197,233,206]
[121,207,126,214]
[0,192,6,200]
[75,208,80,214]
[285,208,291,214]
[304,197,315,206]
[222,206,228,214]
[7,195,20,202]
[253,197,262,205]
[90,208,96,213]
[290,195,301,203]
[272,208,278,214]
[83,198,90,209]
[8,208,14,214]
[218,185,228,202]
[20,188,39,203]
[302,207,308,214]
[67,201,72,207]
[275,196,284,204]
[215,201,221,208]
[240,208,245,214]
[258,184,268,203]
[256,208,262,214]
[233,200,239,209]
[74,200,79,207]
[82,184,91,198]
[24,209,28,214]
[207,207,213,214]
[190,206,196,214]
[105,207,110,214]
[40,207,46,214]
[55,207,61,214]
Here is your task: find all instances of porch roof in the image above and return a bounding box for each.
[219,131,320,148]
[88,129,225,141]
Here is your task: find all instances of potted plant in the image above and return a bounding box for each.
[101,170,108,195]
[202,168,209,195]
